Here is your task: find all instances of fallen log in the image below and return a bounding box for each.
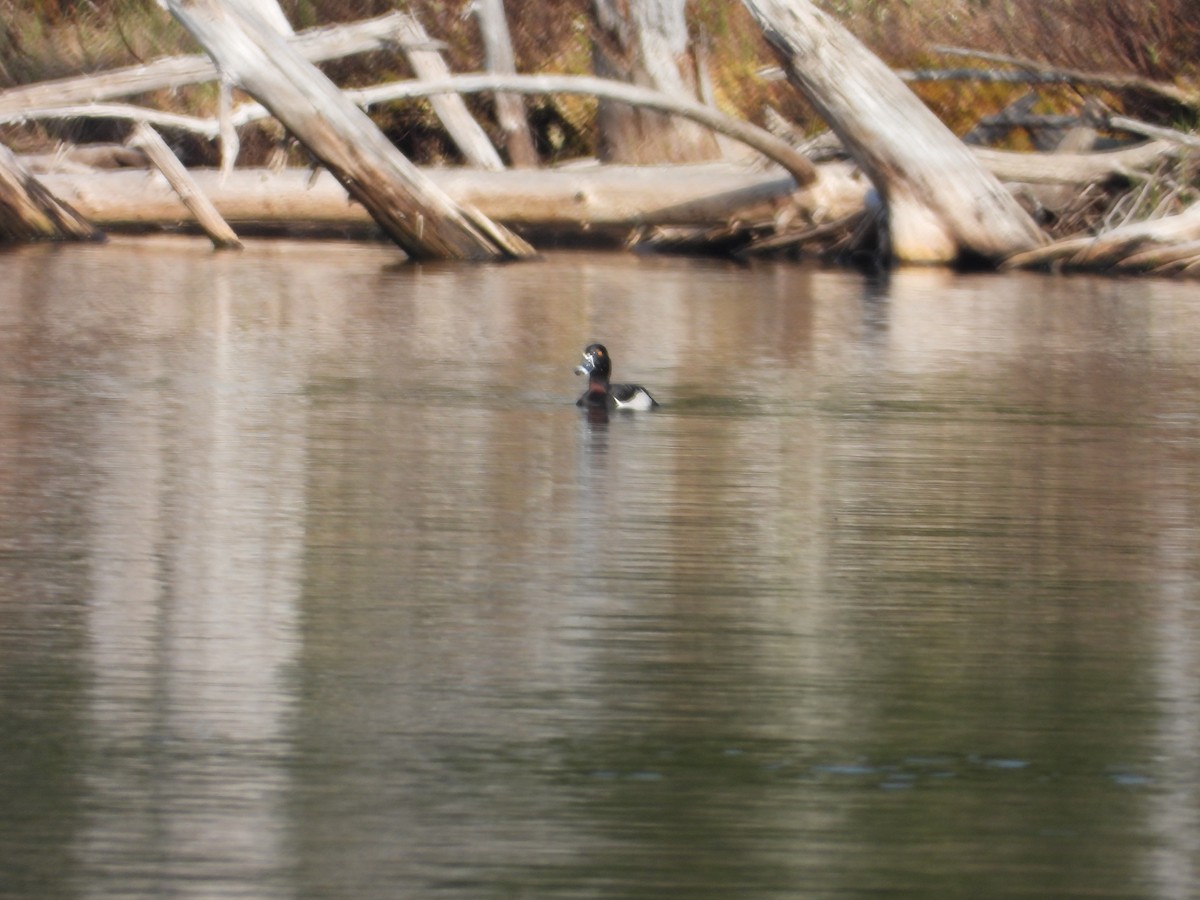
[162,0,532,261]
[744,0,1046,265]
[35,164,807,235]
[0,143,103,242]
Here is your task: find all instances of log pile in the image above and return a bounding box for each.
[1,0,1198,275]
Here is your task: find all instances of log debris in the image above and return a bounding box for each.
[162,0,532,261]
[1005,203,1200,275]
[743,0,1046,264]
[0,143,103,242]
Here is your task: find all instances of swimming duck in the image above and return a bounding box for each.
[575,343,658,411]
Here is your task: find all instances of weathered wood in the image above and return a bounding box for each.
[744,0,1046,264]
[471,0,539,167]
[37,164,803,233]
[162,0,532,261]
[0,143,103,242]
[394,13,504,170]
[127,123,242,249]
[975,140,1182,184]
[12,88,1174,196]
[1005,203,1200,274]
[929,46,1200,111]
[3,73,820,187]
[592,0,722,164]
[0,13,415,117]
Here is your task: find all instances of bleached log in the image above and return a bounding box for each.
[162,0,531,261]
[37,164,807,233]
[0,13,415,117]
[127,122,242,249]
[2,73,819,187]
[13,99,1180,192]
[743,0,1046,264]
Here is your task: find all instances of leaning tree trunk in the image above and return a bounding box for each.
[591,0,722,165]
[162,0,532,261]
[472,0,539,167]
[743,0,1046,265]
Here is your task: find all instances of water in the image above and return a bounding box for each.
[1,237,1198,898]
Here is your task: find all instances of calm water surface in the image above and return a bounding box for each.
[1,238,1198,898]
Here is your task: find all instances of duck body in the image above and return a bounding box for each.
[575,343,658,411]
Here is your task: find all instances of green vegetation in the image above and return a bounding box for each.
[1,0,1197,164]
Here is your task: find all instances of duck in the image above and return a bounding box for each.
[575,343,658,411]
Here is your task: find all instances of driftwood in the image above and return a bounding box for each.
[974,141,1182,184]
[162,0,532,261]
[0,143,103,241]
[126,123,242,249]
[743,0,1045,264]
[3,73,819,188]
[36,164,807,234]
[1005,203,1200,275]
[11,77,1175,190]
[0,13,417,117]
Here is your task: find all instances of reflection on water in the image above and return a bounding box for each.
[1,238,1198,898]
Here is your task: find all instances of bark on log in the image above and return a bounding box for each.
[0,142,103,241]
[0,13,414,117]
[472,0,539,167]
[126,123,242,249]
[37,164,804,233]
[162,0,531,261]
[743,0,1046,265]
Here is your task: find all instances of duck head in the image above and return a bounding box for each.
[574,343,611,383]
